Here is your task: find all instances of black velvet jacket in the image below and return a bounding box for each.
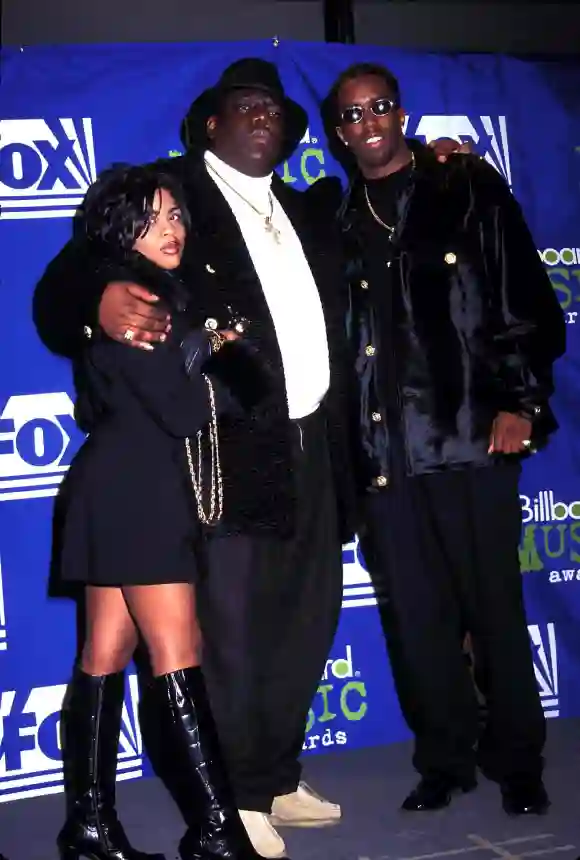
[33,153,357,540]
[335,146,566,491]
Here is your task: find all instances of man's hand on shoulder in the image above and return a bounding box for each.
[99,282,171,350]
[430,137,513,204]
[428,138,475,162]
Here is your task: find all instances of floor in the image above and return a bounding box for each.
[1,718,578,860]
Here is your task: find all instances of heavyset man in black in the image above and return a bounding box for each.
[34,59,356,860]
[325,62,565,816]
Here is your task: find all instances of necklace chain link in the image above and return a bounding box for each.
[206,159,280,242]
[363,151,416,234]
[185,374,223,526]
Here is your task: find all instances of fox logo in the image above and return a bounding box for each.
[0,118,97,218]
[405,114,511,185]
[0,675,142,802]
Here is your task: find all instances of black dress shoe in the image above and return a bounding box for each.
[501,777,550,816]
[402,775,477,811]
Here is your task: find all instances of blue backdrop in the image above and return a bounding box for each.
[1,39,579,804]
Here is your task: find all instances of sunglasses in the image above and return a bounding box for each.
[340,97,397,125]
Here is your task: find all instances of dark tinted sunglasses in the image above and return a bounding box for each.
[340,97,397,125]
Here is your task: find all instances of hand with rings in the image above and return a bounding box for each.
[488,412,533,455]
[99,281,171,351]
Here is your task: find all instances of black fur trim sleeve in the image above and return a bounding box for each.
[203,340,275,413]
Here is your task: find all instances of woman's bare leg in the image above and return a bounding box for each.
[81,585,138,675]
[121,583,256,860]
[122,583,201,676]
[58,587,162,860]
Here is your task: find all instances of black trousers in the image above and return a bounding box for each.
[196,408,343,811]
[360,464,546,783]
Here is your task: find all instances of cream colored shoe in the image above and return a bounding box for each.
[269,781,342,828]
[238,809,287,858]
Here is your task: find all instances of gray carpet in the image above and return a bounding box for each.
[1,718,578,860]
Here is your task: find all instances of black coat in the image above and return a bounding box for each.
[57,250,250,585]
[34,153,357,541]
[335,146,566,491]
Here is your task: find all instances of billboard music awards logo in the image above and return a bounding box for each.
[0,675,142,802]
[0,118,97,219]
[0,393,84,502]
[539,246,580,326]
[280,127,326,187]
[303,645,367,751]
[520,489,580,584]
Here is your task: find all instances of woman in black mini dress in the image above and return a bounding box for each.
[56,163,264,860]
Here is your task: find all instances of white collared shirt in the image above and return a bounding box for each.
[204,149,330,420]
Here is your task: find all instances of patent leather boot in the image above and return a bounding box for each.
[57,669,165,860]
[154,667,271,860]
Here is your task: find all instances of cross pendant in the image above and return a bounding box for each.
[265,217,281,244]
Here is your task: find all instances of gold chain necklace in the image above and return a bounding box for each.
[364,186,394,233]
[363,150,416,234]
[206,159,281,243]
[184,374,223,525]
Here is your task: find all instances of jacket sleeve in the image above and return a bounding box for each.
[303,175,344,216]
[85,328,237,438]
[470,161,566,419]
[33,238,109,360]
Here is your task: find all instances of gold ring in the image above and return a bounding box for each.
[124,329,135,342]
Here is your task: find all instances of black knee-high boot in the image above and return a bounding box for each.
[152,667,271,860]
[57,669,165,860]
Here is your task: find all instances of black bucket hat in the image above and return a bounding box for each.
[180,57,309,163]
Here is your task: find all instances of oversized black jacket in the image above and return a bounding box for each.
[33,153,358,539]
[332,145,566,491]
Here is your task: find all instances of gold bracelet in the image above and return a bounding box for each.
[207,331,225,354]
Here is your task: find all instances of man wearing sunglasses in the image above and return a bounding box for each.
[324,63,565,816]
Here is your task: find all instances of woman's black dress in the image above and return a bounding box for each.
[58,252,237,587]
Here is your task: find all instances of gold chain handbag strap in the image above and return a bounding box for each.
[184,374,223,525]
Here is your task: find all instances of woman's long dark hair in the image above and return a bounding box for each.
[76,162,190,253]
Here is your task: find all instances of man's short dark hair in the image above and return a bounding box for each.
[78,163,190,253]
[327,62,401,123]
